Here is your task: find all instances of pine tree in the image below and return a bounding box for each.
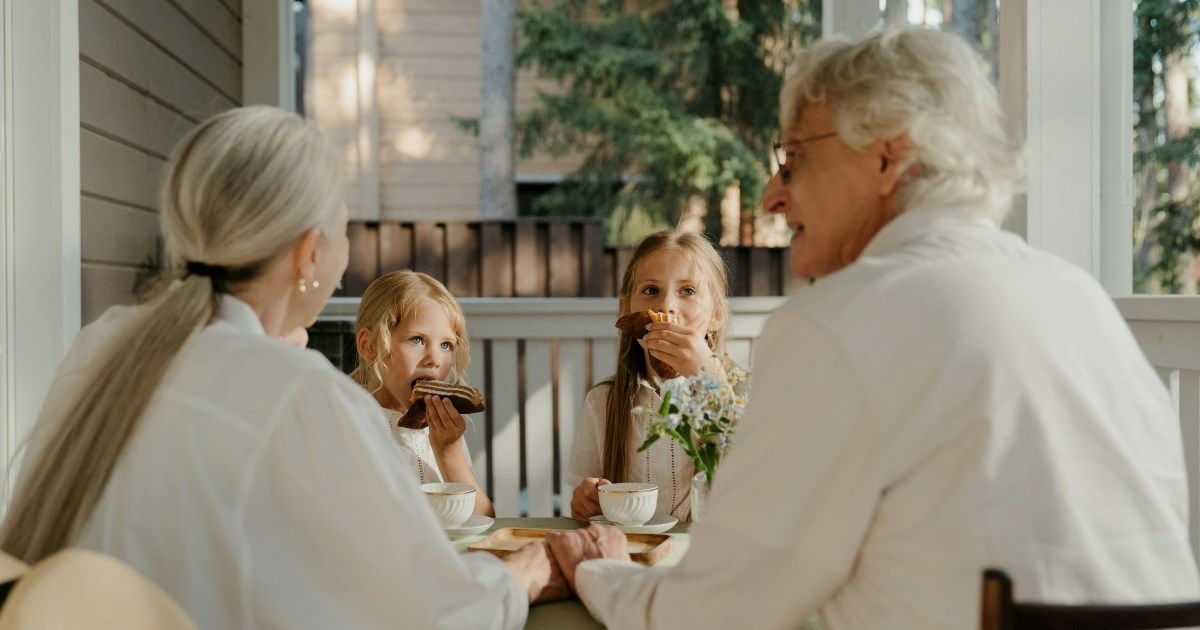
[514,0,819,243]
[1133,0,1200,292]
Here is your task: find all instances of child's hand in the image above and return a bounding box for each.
[425,395,467,454]
[640,321,720,378]
[570,478,611,519]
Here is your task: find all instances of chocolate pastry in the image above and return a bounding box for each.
[398,380,486,430]
[614,309,680,379]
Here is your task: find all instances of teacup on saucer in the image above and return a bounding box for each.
[597,482,657,526]
[422,482,476,528]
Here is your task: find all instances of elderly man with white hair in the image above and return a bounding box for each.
[545,27,1200,629]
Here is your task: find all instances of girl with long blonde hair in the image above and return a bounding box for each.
[565,230,736,522]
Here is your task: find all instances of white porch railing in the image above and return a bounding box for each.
[1115,296,1200,566]
[322,295,1200,565]
[321,297,786,518]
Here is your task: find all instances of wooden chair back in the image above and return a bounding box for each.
[982,568,1200,630]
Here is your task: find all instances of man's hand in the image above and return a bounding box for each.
[570,478,611,519]
[545,524,630,592]
[502,540,571,603]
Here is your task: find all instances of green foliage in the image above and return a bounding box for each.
[1133,0,1200,292]
[515,0,818,243]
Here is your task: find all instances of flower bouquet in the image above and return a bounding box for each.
[636,359,750,487]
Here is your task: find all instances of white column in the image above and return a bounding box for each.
[999,0,1130,293]
[2,0,82,504]
[355,0,380,221]
[243,0,297,111]
[480,0,518,219]
[1099,2,1133,296]
[822,0,880,39]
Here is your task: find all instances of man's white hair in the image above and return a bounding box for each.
[781,27,1024,223]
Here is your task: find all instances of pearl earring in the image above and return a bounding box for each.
[299,279,308,293]
[312,280,320,289]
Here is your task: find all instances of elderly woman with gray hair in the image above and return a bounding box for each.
[2,107,566,628]
[545,27,1200,629]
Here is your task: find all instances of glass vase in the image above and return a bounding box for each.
[690,471,711,522]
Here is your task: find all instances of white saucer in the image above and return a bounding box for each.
[589,514,678,535]
[446,514,494,539]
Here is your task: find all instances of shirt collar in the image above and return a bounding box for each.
[216,294,267,337]
[635,374,685,402]
[860,205,998,259]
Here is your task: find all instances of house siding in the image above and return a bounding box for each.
[309,0,577,223]
[79,0,242,322]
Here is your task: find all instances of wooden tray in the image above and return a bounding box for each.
[467,527,673,566]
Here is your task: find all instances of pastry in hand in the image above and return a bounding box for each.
[397,380,486,430]
[614,309,680,379]
[614,309,676,337]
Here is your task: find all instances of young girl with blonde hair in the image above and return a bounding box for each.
[565,230,736,522]
[352,270,494,516]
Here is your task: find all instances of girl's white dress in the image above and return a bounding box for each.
[384,408,477,485]
[565,379,695,521]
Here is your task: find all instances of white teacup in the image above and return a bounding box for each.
[422,483,476,528]
[597,482,657,526]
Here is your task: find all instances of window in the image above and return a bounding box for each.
[1132,0,1200,294]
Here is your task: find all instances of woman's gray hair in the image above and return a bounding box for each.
[1,106,342,563]
[781,27,1024,223]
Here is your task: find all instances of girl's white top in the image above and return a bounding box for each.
[19,295,526,629]
[384,408,477,485]
[566,379,695,521]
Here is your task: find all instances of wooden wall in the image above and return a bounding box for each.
[343,219,808,299]
[79,0,243,323]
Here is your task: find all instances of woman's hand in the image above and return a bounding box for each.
[545,524,631,592]
[426,395,467,455]
[641,321,720,378]
[570,478,611,519]
[502,540,571,603]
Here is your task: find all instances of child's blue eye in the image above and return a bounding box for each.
[440,341,453,351]
[641,286,659,295]
[680,287,697,296]
[408,336,424,346]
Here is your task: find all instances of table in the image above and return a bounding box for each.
[453,517,691,629]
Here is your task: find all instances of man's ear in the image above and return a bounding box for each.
[291,227,322,282]
[355,327,375,362]
[878,134,915,196]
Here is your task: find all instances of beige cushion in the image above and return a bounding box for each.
[0,549,195,630]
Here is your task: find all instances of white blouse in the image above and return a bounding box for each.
[384,408,477,485]
[19,295,527,629]
[565,380,695,521]
[575,206,1200,629]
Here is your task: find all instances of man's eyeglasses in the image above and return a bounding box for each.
[772,131,840,173]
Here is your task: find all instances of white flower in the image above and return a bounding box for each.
[636,354,748,478]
